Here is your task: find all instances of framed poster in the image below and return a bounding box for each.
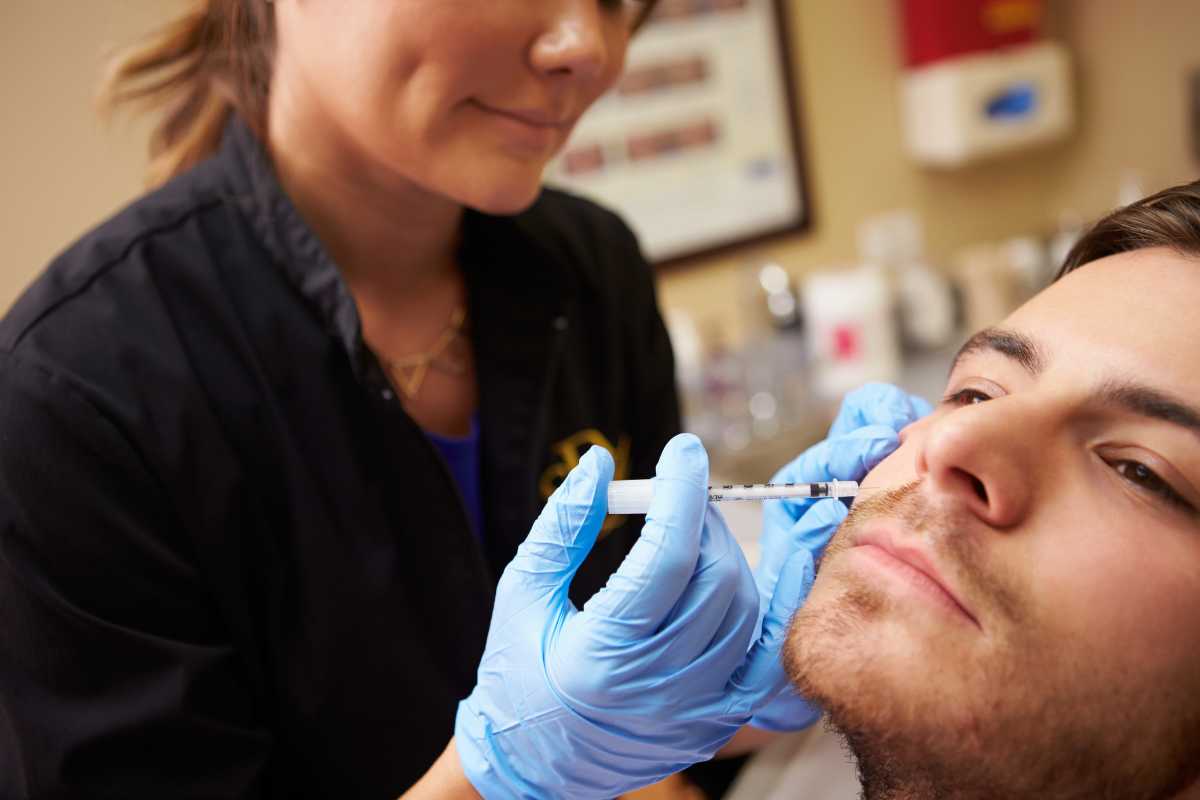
[546,0,811,266]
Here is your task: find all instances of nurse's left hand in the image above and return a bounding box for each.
[748,383,933,731]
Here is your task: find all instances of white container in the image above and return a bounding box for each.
[901,40,1073,167]
[896,261,958,349]
[802,266,900,399]
[857,210,957,350]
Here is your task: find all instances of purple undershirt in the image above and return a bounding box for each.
[424,414,484,541]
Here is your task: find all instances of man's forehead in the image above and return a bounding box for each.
[997,248,1200,376]
[1029,245,1200,306]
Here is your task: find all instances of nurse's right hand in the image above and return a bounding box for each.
[453,434,811,799]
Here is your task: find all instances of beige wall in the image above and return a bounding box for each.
[657,0,1200,341]
[1,1,167,308]
[2,1,1198,324]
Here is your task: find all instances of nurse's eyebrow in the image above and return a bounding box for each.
[949,327,1047,377]
[1096,380,1200,436]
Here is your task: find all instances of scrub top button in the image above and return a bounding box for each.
[553,315,568,332]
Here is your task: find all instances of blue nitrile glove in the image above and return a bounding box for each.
[455,434,814,799]
[748,383,934,731]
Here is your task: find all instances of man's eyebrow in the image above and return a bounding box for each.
[949,327,1047,377]
[1097,380,1200,436]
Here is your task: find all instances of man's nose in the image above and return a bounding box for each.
[913,397,1044,529]
[530,2,613,82]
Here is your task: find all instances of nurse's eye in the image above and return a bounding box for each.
[1112,460,1194,513]
[942,388,993,406]
[601,0,651,20]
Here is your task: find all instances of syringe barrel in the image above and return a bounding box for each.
[606,479,859,515]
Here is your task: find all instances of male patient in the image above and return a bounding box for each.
[785,181,1200,800]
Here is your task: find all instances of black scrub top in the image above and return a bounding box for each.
[0,118,681,799]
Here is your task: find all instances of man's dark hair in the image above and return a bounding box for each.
[1058,179,1200,278]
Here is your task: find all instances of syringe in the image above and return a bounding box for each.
[607,479,859,515]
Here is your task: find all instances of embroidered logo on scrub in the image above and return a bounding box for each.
[539,429,632,534]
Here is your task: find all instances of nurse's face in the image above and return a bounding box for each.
[271,0,643,213]
[786,247,1200,799]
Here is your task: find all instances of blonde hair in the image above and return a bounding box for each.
[98,0,275,187]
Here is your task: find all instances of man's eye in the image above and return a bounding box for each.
[942,388,992,406]
[1112,460,1195,513]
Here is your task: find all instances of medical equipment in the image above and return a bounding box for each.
[458,436,806,798]
[607,479,859,515]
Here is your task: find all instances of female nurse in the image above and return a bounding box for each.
[0,0,929,797]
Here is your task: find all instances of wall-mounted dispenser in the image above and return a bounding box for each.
[897,0,1074,167]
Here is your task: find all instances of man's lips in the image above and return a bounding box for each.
[850,523,981,629]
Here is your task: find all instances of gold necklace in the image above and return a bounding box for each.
[380,307,469,400]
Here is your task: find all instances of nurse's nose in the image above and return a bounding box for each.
[913,395,1044,529]
[531,2,613,81]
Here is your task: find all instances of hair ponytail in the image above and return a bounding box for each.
[98,0,274,187]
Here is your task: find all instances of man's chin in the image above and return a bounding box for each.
[784,595,997,799]
[783,575,896,722]
[782,574,1200,800]
[781,567,1004,787]
[784,562,988,731]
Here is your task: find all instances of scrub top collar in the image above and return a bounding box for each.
[215,116,572,386]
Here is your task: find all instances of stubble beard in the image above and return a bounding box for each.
[782,483,1200,800]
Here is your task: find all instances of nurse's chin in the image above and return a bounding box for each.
[473,191,543,216]
[463,179,545,216]
[447,157,555,216]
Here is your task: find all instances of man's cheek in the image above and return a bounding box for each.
[860,437,920,495]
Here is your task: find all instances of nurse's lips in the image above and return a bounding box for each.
[473,100,575,130]
[850,523,981,629]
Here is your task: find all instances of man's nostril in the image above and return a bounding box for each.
[971,475,988,504]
